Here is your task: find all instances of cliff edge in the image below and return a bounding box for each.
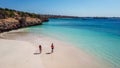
[0,8,48,33]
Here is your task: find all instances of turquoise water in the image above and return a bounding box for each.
[29,18,120,68]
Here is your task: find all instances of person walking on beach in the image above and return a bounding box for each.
[39,45,42,54]
[51,43,54,53]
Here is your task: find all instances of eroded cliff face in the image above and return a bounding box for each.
[0,8,49,33]
[0,18,19,32]
[18,17,42,27]
[0,17,42,33]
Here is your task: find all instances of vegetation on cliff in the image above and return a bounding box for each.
[0,8,48,21]
[0,8,48,33]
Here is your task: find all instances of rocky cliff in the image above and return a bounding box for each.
[0,8,49,33]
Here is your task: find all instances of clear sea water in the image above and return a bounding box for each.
[28,18,120,68]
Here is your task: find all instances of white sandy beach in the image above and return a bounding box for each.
[0,39,45,68]
[0,29,112,68]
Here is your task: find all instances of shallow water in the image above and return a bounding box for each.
[28,18,120,68]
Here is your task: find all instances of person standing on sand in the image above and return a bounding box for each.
[39,45,42,54]
[51,43,54,53]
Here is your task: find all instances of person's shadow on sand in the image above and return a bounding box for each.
[46,52,52,54]
[46,49,54,55]
[34,45,42,55]
[33,53,41,55]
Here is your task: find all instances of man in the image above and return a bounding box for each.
[39,45,42,54]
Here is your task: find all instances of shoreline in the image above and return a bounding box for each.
[0,29,112,68]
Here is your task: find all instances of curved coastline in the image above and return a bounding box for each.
[0,29,112,68]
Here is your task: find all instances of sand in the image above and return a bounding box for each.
[0,29,112,68]
[0,39,44,68]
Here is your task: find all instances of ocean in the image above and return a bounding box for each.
[28,18,120,68]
